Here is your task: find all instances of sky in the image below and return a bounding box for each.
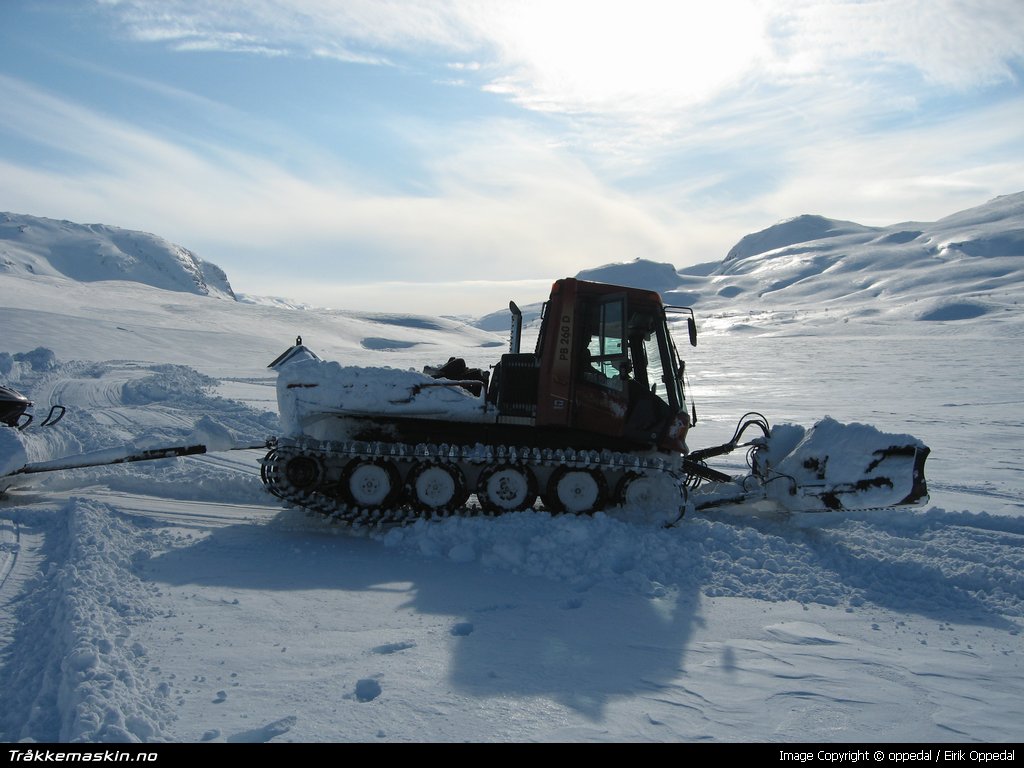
[1,1,1024,317]
[0,203,1022,743]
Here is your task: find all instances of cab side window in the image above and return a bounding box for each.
[580,297,631,389]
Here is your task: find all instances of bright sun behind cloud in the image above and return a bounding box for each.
[476,1,769,112]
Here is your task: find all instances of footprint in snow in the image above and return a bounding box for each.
[450,622,474,636]
[371,641,416,655]
[227,715,298,743]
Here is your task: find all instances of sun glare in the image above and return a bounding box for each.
[484,1,769,111]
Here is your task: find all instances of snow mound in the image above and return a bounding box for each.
[0,213,235,299]
[0,427,28,477]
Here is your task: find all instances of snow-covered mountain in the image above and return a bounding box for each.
[0,213,235,299]
[480,192,1024,332]
[4,193,1022,327]
[583,192,1024,321]
[576,258,683,294]
[723,214,880,263]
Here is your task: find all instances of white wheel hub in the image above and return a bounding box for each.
[415,465,457,508]
[621,475,660,506]
[556,470,601,514]
[484,468,531,510]
[348,463,393,506]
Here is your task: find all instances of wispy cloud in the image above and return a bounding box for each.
[0,74,688,285]
[98,1,1024,115]
[90,0,1024,183]
[99,0,481,63]
[766,0,1024,89]
[2,1,1022,314]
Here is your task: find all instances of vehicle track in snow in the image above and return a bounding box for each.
[926,479,1024,515]
[0,515,18,596]
[0,507,52,661]
[79,489,280,530]
[47,365,200,432]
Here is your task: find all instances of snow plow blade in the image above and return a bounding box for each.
[690,417,931,514]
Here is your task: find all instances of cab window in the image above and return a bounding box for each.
[581,297,630,388]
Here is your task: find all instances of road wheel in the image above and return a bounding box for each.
[341,459,401,509]
[408,461,468,513]
[283,453,324,491]
[476,464,537,514]
[545,466,607,515]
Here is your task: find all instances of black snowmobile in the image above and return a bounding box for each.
[0,384,65,430]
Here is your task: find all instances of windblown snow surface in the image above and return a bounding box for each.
[0,196,1022,745]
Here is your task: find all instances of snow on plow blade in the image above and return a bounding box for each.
[760,418,930,513]
[692,417,931,514]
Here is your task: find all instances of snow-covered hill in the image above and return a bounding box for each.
[6,192,1023,329]
[581,192,1024,324]
[0,213,236,299]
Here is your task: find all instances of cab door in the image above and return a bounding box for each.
[572,293,633,440]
